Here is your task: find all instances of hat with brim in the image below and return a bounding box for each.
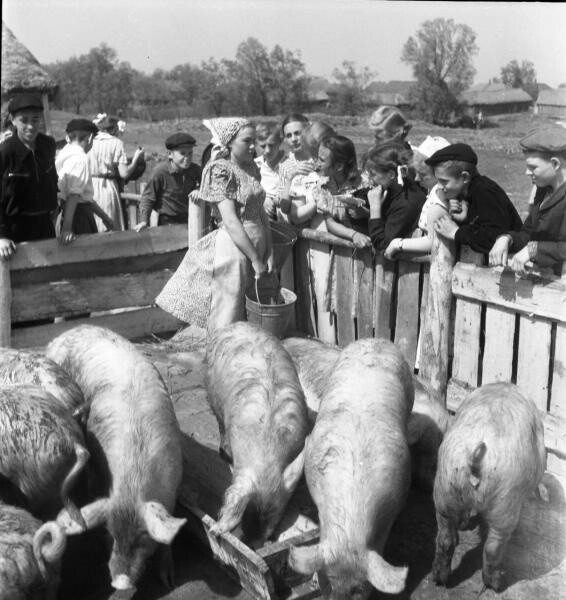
[519,126,566,154]
[165,132,197,150]
[8,93,43,114]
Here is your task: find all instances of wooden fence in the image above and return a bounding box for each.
[0,194,564,480]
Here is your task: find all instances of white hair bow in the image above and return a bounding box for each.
[93,113,107,126]
[117,120,126,133]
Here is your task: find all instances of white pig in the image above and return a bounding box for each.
[206,322,310,546]
[0,502,67,600]
[46,325,186,593]
[283,337,449,491]
[0,385,88,528]
[289,338,413,599]
[432,382,546,591]
[0,348,87,420]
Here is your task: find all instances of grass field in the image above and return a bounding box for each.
[50,109,565,218]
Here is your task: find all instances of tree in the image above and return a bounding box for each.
[269,45,309,113]
[402,18,477,122]
[500,60,538,100]
[329,61,375,115]
[47,56,90,114]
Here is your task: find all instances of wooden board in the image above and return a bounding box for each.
[482,305,516,384]
[10,306,183,349]
[12,270,174,322]
[516,316,552,412]
[452,263,566,323]
[416,265,429,369]
[373,255,395,340]
[309,241,335,344]
[334,246,355,347]
[550,322,566,420]
[293,239,316,337]
[394,260,420,368]
[280,253,296,332]
[355,248,374,339]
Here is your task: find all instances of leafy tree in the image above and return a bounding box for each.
[329,60,375,115]
[402,18,477,122]
[47,56,90,114]
[500,60,538,99]
[269,45,310,113]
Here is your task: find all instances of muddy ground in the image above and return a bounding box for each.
[57,327,566,600]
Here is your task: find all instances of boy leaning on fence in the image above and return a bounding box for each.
[135,133,201,231]
[428,143,523,254]
[489,127,566,275]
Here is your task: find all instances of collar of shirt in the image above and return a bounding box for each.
[168,160,193,175]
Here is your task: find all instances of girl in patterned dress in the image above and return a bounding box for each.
[156,118,274,333]
[88,114,144,231]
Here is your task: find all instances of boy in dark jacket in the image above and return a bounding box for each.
[428,143,522,253]
[0,94,58,259]
[489,127,566,275]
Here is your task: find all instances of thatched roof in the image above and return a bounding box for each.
[460,86,532,106]
[1,21,58,97]
[537,89,566,107]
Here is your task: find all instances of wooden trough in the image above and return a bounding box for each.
[0,195,565,599]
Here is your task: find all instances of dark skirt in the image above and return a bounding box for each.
[72,203,98,235]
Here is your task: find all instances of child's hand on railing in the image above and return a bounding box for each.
[0,237,16,260]
[384,238,403,260]
[134,221,148,233]
[188,190,203,205]
[351,231,371,249]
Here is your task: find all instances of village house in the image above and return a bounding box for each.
[460,82,533,117]
[535,88,566,118]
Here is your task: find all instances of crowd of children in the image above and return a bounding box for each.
[1,94,565,278]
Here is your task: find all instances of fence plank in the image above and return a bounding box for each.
[394,260,420,367]
[335,247,355,347]
[11,307,183,349]
[0,261,11,347]
[374,256,395,340]
[416,264,429,369]
[550,323,566,420]
[279,253,296,332]
[309,241,335,344]
[516,316,552,412]
[482,306,516,384]
[356,248,374,339]
[452,263,566,323]
[292,239,315,336]
[12,270,173,322]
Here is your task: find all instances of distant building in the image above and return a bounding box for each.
[304,77,330,111]
[364,81,415,109]
[460,82,533,116]
[535,89,566,118]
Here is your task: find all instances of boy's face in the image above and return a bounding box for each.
[11,108,43,145]
[256,135,280,162]
[524,153,559,188]
[315,144,333,176]
[283,121,307,154]
[169,145,194,170]
[434,165,468,200]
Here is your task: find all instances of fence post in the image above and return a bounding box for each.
[0,260,11,347]
[188,201,205,246]
[419,229,456,400]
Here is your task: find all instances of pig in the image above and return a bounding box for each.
[206,322,310,546]
[288,338,413,598]
[0,348,87,420]
[283,337,449,490]
[0,385,89,528]
[0,502,67,600]
[46,325,186,593]
[432,382,546,591]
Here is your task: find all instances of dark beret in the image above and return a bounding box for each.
[165,133,197,150]
[65,119,98,134]
[520,127,566,154]
[8,93,43,114]
[425,143,478,167]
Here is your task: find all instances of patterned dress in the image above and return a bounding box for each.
[156,158,270,332]
[87,132,127,231]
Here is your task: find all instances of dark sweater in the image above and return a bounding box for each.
[368,181,426,250]
[0,132,58,238]
[454,174,522,253]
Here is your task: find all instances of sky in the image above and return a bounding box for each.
[3,0,566,87]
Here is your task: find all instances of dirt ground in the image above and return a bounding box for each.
[57,327,566,600]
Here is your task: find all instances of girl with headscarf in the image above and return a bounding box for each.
[156,118,274,333]
[88,114,145,231]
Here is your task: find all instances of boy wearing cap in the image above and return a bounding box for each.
[136,133,201,231]
[0,93,58,259]
[428,143,522,254]
[56,119,114,244]
[489,127,566,275]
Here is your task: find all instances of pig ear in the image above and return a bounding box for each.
[282,448,305,493]
[141,501,187,545]
[288,543,324,575]
[366,550,408,594]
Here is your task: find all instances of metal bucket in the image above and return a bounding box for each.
[270,222,297,271]
[245,287,297,339]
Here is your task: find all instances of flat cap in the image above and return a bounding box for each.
[65,119,98,134]
[8,93,43,114]
[520,127,566,154]
[425,143,478,166]
[165,132,196,150]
